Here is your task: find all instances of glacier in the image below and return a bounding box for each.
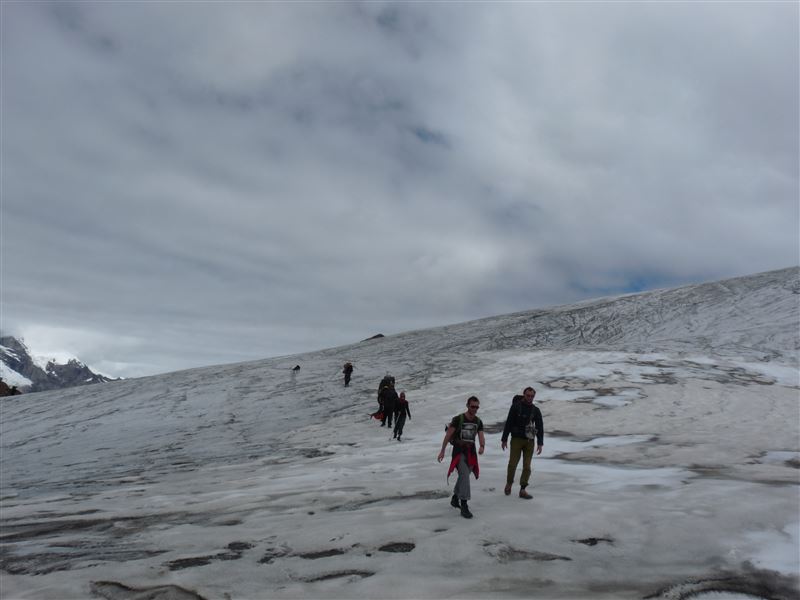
[1,267,798,599]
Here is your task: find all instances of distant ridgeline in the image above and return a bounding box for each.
[0,336,117,394]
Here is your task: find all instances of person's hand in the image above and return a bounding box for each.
[478,445,485,455]
[437,449,445,462]
[536,446,543,455]
[501,440,507,451]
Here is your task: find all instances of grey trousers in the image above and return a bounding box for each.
[454,454,471,501]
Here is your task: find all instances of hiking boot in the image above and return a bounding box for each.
[504,484,512,496]
[450,494,459,508]
[519,488,533,500]
[460,500,473,519]
[396,436,402,442]
[392,432,397,439]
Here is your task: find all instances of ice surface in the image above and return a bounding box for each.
[1,268,798,599]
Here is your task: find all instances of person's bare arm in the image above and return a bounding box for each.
[437,426,455,462]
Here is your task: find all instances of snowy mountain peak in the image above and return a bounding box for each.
[0,335,115,393]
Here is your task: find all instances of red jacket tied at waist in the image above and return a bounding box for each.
[447,443,479,481]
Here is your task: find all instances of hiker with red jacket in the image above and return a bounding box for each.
[501,386,544,499]
[437,396,485,519]
[380,378,399,428]
[374,375,394,423]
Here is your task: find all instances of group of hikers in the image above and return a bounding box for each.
[338,363,544,520]
[372,374,411,441]
[438,387,544,519]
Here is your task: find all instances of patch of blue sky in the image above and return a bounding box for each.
[571,272,681,297]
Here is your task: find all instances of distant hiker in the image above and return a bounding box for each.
[379,378,399,428]
[393,391,411,441]
[501,387,544,500]
[376,375,394,424]
[438,396,485,519]
[343,362,354,387]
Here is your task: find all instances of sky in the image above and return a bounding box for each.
[1,1,798,378]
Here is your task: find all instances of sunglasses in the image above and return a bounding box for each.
[468,405,480,410]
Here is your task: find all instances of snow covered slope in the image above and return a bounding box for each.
[1,267,798,600]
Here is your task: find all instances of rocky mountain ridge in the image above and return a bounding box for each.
[0,336,116,393]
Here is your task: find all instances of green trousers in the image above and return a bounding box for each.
[506,437,535,488]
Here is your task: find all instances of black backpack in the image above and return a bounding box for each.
[377,375,394,399]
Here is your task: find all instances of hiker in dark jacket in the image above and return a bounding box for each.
[501,386,544,499]
[343,362,354,387]
[375,375,392,422]
[393,391,411,441]
[379,380,399,428]
[376,375,393,409]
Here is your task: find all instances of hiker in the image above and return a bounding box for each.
[437,396,485,519]
[393,391,411,441]
[501,386,544,500]
[379,378,399,428]
[373,375,393,423]
[343,362,354,387]
[375,376,389,419]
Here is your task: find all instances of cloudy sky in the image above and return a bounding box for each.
[2,1,798,378]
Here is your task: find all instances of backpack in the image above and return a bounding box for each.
[444,413,464,434]
[377,375,395,396]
